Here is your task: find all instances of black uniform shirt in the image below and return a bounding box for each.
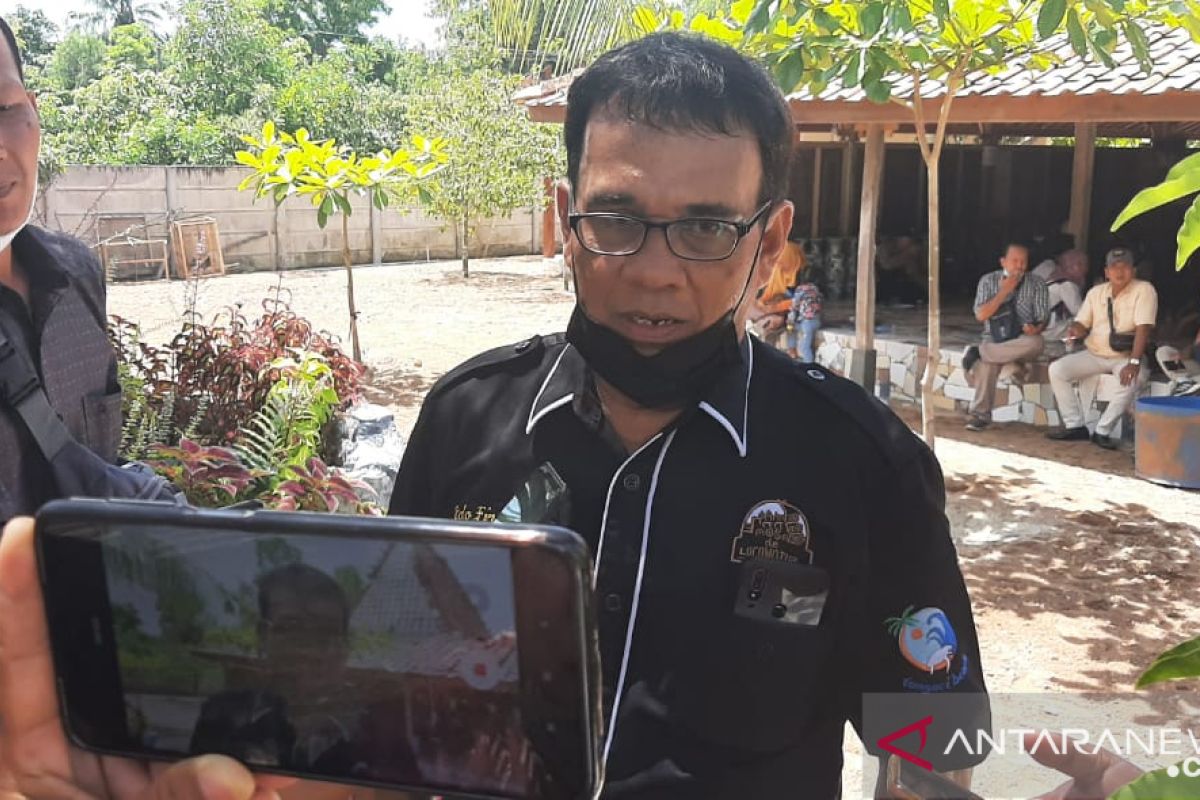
[389,333,990,799]
[0,226,121,523]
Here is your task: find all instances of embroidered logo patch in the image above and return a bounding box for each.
[885,605,970,693]
[730,500,812,564]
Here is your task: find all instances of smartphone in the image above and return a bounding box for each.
[35,499,603,800]
[886,755,986,800]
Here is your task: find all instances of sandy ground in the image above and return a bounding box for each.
[109,256,1200,794]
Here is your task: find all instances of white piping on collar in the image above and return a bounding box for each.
[525,345,573,434]
[697,336,754,458]
[601,427,677,767]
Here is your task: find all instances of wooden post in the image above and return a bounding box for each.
[810,147,823,239]
[839,137,857,236]
[851,125,886,392]
[542,177,557,258]
[1068,122,1097,252]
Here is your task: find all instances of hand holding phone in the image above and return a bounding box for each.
[31,500,603,800]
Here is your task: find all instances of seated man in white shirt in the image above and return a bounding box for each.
[1046,248,1157,450]
[1033,249,1088,351]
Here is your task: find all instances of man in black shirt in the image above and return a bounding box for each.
[0,31,989,800]
[0,16,124,524]
[386,33,990,798]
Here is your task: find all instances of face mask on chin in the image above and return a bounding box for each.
[0,175,38,253]
[565,216,768,410]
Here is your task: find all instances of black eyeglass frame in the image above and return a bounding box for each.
[567,201,773,262]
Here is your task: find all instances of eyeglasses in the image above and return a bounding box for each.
[568,202,772,262]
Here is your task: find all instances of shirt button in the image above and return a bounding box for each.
[604,593,623,612]
[622,474,641,492]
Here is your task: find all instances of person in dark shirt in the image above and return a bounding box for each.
[0,16,123,524]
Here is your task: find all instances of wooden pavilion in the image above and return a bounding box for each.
[519,23,1200,393]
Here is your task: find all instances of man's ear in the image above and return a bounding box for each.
[555,180,572,247]
[756,200,795,287]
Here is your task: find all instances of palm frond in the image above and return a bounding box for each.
[488,0,652,74]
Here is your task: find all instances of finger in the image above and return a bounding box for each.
[141,755,256,800]
[1023,731,1115,782]
[0,518,77,786]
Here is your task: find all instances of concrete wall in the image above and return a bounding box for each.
[36,166,561,275]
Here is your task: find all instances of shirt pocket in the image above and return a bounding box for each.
[659,611,836,753]
[83,389,123,463]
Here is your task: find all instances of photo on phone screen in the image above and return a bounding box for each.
[38,506,599,800]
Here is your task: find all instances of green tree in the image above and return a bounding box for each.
[167,0,305,118]
[406,70,564,277]
[268,52,407,154]
[8,6,59,68]
[70,0,168,33]
[1112,152,1200,271]
[688,0,1176,448]
[46,30,106,91]
[264,0,387,56]
[236,122,447,360]
[104,22,160,72]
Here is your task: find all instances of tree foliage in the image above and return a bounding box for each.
[405,69,564,276]
[264,0,387,56]
[70,0,168,34]
[46,31,107,91]
[8,6,59,68]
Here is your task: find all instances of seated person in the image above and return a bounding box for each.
[1046,248,1157,450]
[1033,249,1088,350]
[962,242,1049,432]
[749,238,803,346]
[785,273,823,362]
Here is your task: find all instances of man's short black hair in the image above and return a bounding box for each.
[0,18,25,85]
[257,562,350,633]
[564,32,793,205]
[1003,241,1030,256]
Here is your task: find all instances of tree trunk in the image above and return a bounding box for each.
[921,155,941,449]
[342,211,362,363]
[462,209,470,278]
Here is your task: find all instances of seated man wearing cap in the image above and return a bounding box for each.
[1046,247,1157,450]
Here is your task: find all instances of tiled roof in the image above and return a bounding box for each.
[789,23,1199,102]
[519,23,1200,125]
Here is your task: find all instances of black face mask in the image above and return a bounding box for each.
[565,225,767,410]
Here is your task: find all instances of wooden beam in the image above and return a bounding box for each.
[527,90,1200,127]
[810,147,823,239]
[839,138,857,236]
[1068,122,1097,252]
[854,125,885,370]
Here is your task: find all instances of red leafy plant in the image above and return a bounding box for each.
[145,439,265,507]
[259,457,381,515]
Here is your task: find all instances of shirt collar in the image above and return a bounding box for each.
[10,227,70,292]
[525,335,755,458]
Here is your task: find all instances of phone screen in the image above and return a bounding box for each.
[40,514,593,799]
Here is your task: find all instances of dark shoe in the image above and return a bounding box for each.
[1047,426,1090,441]
[1092,432,1119,450]
[962,345,981,373]
[965,415,990,432]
